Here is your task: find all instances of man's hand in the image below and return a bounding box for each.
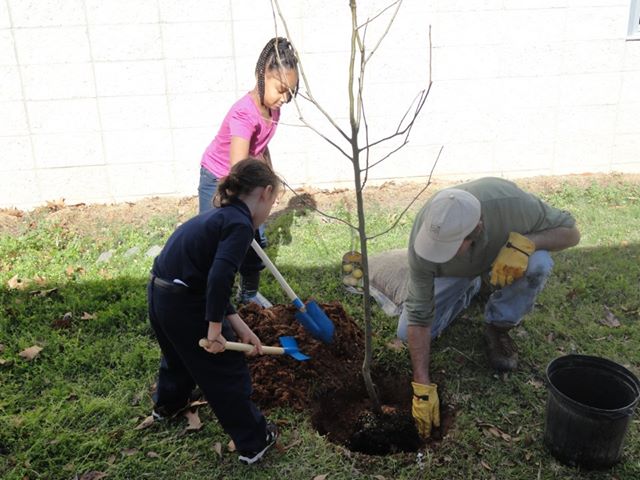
[490,232,535,287]
[411,382,440,438]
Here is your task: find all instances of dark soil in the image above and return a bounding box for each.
[239,301,425,454]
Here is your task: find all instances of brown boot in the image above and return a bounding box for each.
[484,324,518,371]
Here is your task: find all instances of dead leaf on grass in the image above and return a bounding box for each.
[386,338,405,352]
[0,344,4,353]
[19,345,43,361]
[213,442,222,457]
[478,421,511,442]
[189,399,207,408]
[30,287,58,297]
[526,378,544,389]
[134,415,155,430]
[146,451,160,458]
[600,306,621,328]
[121,448,138,457]
[79,471,108,480]
[81,312,97,320]
[227,439,236,452]
[0,358,11,367]
[480,460,492,471]
[313,475,329,480]
[7,274,27,290]
[184,409,203,431]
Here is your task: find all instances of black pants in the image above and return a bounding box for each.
[147,280,267,452]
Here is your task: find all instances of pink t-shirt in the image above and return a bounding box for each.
[200,92,280,178]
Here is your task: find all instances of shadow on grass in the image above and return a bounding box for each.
[0,243,639,479]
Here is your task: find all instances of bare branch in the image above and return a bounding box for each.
[356,0,401,31]
[270,0,351,143]
[364,0,403,64]
[366,145,442,241]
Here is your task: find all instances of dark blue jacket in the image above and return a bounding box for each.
[152,198,254,323]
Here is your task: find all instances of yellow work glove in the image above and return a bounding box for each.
[411,382,440,438]
[490,232,535,287]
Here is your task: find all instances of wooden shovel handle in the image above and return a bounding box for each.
[251,239,301,305]
[199,338,284,355]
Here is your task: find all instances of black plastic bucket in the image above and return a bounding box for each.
[544,354,640,469]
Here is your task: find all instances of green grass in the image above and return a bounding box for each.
[1,177,640,479]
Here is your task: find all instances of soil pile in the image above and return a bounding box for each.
[240,301,422,454]
[240,301,364,411]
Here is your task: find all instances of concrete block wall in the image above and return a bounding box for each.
[0,0,639,209]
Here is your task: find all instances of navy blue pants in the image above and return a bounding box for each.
[147,281,267,452]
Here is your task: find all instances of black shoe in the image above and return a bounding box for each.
[238,422,278,465]
[151,401,190,421]
[484,324,518,371]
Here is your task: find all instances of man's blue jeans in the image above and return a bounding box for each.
[397,251,554,340]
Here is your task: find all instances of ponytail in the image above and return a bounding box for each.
[255,37,299,107]
[215,158,281,207]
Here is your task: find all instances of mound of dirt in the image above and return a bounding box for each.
[239,301,365,411]
[239,301,423,454]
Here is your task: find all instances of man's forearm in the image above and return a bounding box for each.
[408,324,432,385]
[526,225,580,252]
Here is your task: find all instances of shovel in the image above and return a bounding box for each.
[251,239,335,343]
[198,336,310,361]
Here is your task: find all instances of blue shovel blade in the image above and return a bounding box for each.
[279,336,310,361]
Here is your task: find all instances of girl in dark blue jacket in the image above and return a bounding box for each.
[148,158,281,465]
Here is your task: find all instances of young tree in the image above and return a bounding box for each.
[271,0,437,410]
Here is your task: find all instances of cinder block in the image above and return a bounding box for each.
[32,132,103,168]
[0,30,16,65]
[233,21,304,58]
[622,42,640,71]
[612,133,640,164]
[37,165,111,204]
[499,42,564,77]
[556,105,616,140]
[562,40,625,74]
[0,169,39,208]
[0,135,34,171]
[432,44,501,80]
[164,58,234,94]
[501,10,566,45]
[502,0,567,8]
[0,66,21,101]
[8,0,85,27]
[168,92,230,129]
[103,129,173,165]
[85,0,159,25]
[565,7,628,41]
[0,1,10,28]
[14,27,90,64]
[496,76,561,108]
[615,101,640,134]
[27,98,100,134]
[22,63,95,100]
[433,142,495,175]
[431,11,504,47]
[301,17,351,54]
[495,108,557,143]
[0,101,28,135]
[558,73,621,106]
[554,139,612,173]
[89,24,162,62]
[494,141,554,175]
[99,95,170,130]
[171,127,212,167]
[430,0,502,11]
[159,0,229,23]
[162,22,233,59]
[107,162,176,196]
[620,71,640,103]
[94,60,165,96]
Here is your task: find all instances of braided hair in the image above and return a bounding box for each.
[255,37,299,107]
[215,158,281,207]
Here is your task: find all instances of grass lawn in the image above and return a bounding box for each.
[1,175,639,479]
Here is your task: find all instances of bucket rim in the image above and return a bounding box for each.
[546,354,640,414]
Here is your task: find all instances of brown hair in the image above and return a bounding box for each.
[215,158,281,207]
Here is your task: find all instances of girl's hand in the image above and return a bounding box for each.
[227,313,263,355]
[199,334,226,354]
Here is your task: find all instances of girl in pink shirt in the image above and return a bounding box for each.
[198,37,299,305]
